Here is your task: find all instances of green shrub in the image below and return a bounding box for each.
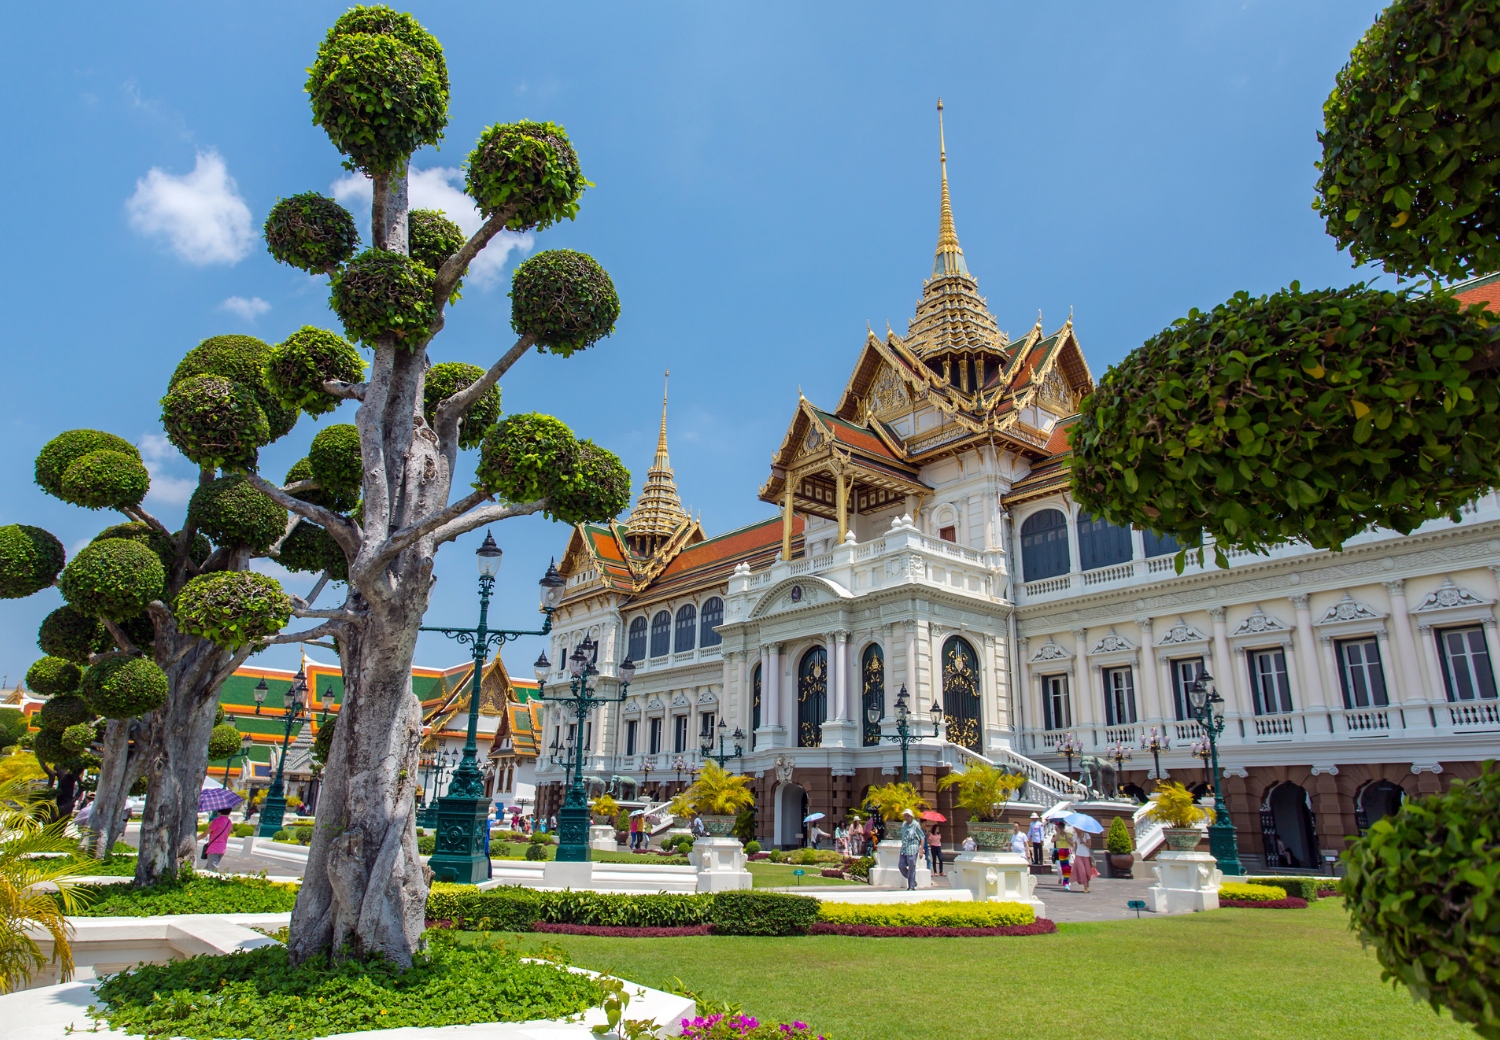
[744,840,761,855]
[408,209,467,278]
[37,606,108,664]
[0,523,66,600]
[1344,766,1500,1038]
[26,656,82,696]
[59,538,163,621]
[1220,882,1288,903]
[264,195,360,275]
[293,826,314,845]
[188,474,287,552]
[35,430,140,500]
[418,833,436,855]
[848,855,874,881]
[230,823,253,837]
[59,450,150,511]
[509,249,618,357]
[266,326,364,417]
[465,120,585,231]
[709,891,820,937]
[425,885,713,930]
[1105,816,1134,855]
[424,361,499,450]
[82,655,168,719]
[524,842,547,861]
[174,571,293,651]
[529,831,555,844]
[307,424,362,502]
[78,875,299,916]
[273,828,294,842]
[330,250,437,347]
[1244,876,1322,902]
[160,374,270,471]
[818,900,1034,928]
[168,333,295,441]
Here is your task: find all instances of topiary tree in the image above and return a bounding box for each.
[244,7,631,969]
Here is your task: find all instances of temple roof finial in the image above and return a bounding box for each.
[657,369,670,455]
[625,369,688,554]
[934,98,968,278]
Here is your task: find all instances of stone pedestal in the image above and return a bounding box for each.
[950,851,1046,918]
[817,720,858,748]
[542,859,594,890]
[868,837,931,889]
[1145,850,1222,914]
[589,824,617,853]
[693,835,753,892]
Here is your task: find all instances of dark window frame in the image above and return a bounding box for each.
[627,617,648,662]
[1078,511,1133,571]
[1019,508,1070,582]
[1102,665,1137,727]
[1437,625,1499,701]
[1336,636,1389,709]
[1041,673,1070,731]
[650,611,671,658]
[1248,647,1294,715]
[675,604,697,653]
[700,597,724,647]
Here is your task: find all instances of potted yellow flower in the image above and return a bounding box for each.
[862,782,929,833]
[1146,781,1213,850]
[590,793,621,826]
[683,761,755,836]
[938,762,1027,849]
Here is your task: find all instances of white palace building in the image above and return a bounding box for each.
[532,126,1500,870]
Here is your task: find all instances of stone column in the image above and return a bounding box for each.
[1319,635,1344,712]
[904,622,918,705]
[1017,636,1032,749]
[1290,594,1326,710]
[767,643,782,733]
[823,630,857,748]
[1137,617,1163,723]
[1072,628,1093,739]
[1383,579,1428,705]
[1209,608,1243,716]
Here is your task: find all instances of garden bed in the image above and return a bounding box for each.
[78,874,299,916]
[533,922,716,937]
[1221,897,1309,909]
[807,920,1057,937]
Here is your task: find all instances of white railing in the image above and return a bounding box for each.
[920,535,985,564]
[1449,701,1500,729]
[853,538,887,560]
[1133,799,1164,859]
[673,650,695,663]
[1254,715,1296,739]
[1340,709,1391,734]
[1024,574,1072,597]
[1104,725,1139,744]
[1083,562,1135,587]
[974,743,1089,802]
[1146,555,1180,574]
[1173,721,1205,741]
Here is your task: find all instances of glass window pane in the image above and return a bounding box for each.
[1020,509,1070,581]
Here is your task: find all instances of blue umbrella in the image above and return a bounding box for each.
[199,787,243,812]
[1059,811,1103,833]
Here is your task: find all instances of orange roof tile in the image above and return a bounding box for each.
[1455,272,1500,314]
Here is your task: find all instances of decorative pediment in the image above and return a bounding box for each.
[1316,594,1384,626]
[696,689,719,705]
[644,696,664,712]
[622,700,641,715]
[1090,630,1134,655]
[749,576,852,619]
[1412,577,1490,613]
[1233,606,1287,637]
[1031,638,1070,663]
[671,692,692,709]
[1156,617,1206,647]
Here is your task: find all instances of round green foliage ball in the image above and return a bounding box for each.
[409,209,466,277]
[207,723,242,761]
[116,612,156,653]
[59,538,165,621]
[26,656,82,696]
[32,727,84,770]
[277,519,346,579]
[306,21,448,175]
[465,121,585,231]
[509,250,619,356]
[187,475,287,553]
[308,424,363,502]
[1315,0,1500,281]
[170,335,297,442]
[1070,284,1500,554]
[284,458,359,514]
[424,361,499,450]
[81,654,168,719]
[330,250,437,348]
[1343,767,1500,1037]
[547,440,631,525]
[59,450,150,511]
[60,722,96,754]
[0,524,66,599]
[91,522,206,573]
[38,693,93,733]
[161,375,271,472]
[38,606,108,665]
[264,193,359,273]
[475,413,576,503]
[325,5,448,67]
[174,571,293,651]
[35,430,140,500]
[266,326,364,417]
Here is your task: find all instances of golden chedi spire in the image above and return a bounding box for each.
[625,370,688,557]
[905,98,1007,372]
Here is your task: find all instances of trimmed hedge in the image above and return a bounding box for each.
[1219,882,1287,903]
[531,922,713,938]
[424,886,819,935]
[710,891,820,937]
[1244,875,1324,902]
[808,920,1058,938]
[816,900,1034,928]
[78,875,299,916]
[1222,897,1309,910]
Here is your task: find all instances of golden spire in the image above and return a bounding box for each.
[934,98,968,278]
[625,369,688,556]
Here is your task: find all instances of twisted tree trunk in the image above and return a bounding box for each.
[87,718,143,858]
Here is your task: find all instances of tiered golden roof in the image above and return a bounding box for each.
[624,372,690,558]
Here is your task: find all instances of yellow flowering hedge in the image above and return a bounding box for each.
[817,900,1034,928]
[1220,882,1287,902]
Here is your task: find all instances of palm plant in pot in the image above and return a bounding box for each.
[1146,781,1213,851]
[684,761,755,836]
[862,782,929,838]
[590,793,621,826]
[938,763,1026,850]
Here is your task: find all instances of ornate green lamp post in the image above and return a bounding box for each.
[1186,673,1244,876]
[534,639,635,862]
[867,685,940,783]
[254,670,310,837]
[422,534,561,884]
[701,719,744,769]
[222,731,255,786]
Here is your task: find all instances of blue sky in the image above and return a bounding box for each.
[0,1,1388,684]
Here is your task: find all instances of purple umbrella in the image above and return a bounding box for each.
[199,787,243,812]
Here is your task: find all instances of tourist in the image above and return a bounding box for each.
[928,825,944,875]
[961,834,977,852]
[1053,820,1072,889]
[72,794,93,835]
[809,819,827,847]
[203,808,233,872]
[897,809,922,890]
[628,812,640,849]
[548,813,557,832]
[1010,824,1027,857]
[692,813,707,838]
[1072,826,1097,893]
[1028,812,1045,865]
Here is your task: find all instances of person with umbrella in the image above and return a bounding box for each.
[923,811,946,876]
[202,808,233,872]
[804,811,827,849]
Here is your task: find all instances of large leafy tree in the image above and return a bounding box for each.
[3,333,311,882]
[246,8,630,968]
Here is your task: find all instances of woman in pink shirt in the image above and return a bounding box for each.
[204,808,233,872]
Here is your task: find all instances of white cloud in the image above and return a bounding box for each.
[331,166,534,288]
[138,433,196,510]
[127,151,253,265]
[220,295,271,320]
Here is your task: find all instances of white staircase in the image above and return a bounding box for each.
[937,742,1089,808]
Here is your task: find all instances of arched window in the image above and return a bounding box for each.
[700,597,723,647]
[1078,511,1132,571]
[1141,528,1183,558]
[675,604,697,652]
[942,636,981,750]
[861,644,884,747]
[797,646,828,748]
[650,611,671,658]
[751,663,761,750]
[1260,782,1318,869]
[1020,509,1070,581]
[627,617,648,662]
[1356,780,1405,833]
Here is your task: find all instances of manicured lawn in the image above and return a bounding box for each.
[527,899,1464,1040]
[747,861,861,888]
